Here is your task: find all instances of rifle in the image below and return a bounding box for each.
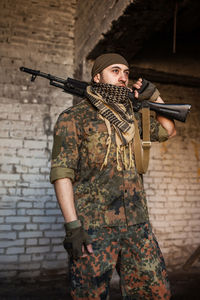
[20,67,191,122]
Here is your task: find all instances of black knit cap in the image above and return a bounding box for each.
[91,53,129,79]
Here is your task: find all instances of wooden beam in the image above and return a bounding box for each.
[129,66,200,88]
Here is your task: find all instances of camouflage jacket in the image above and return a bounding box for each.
[50,99,169,229]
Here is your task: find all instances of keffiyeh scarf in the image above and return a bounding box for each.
[86,83,136,171]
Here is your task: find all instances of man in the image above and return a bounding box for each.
[50,53,176,299]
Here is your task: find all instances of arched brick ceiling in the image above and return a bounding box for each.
[87,0,200,63]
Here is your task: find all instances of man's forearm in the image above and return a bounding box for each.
[155,96,176,138]
[54,178,77,223]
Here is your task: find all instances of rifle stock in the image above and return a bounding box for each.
[130,98,191,122]
[144,102,191,123]
[20,67,191,122]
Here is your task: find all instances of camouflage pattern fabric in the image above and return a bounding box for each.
[50,99,169,230]
[69,222,171,299]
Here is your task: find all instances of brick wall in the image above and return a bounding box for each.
[145,83,200,270]
[0,0,76,278]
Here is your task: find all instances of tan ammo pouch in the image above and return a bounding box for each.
[133,107,151,174]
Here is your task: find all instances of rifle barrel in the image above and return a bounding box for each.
[20,67,66,84]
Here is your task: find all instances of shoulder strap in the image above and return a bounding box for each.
[133,107,151,174]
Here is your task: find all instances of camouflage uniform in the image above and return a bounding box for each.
[69,223,170,300]
[50,98,170,299]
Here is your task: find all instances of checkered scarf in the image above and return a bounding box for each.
[86,83,135,171]
[86,83,134,144]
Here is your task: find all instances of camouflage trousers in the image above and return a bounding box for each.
[69,222,171,300]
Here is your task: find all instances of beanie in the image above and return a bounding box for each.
[91,53,129,79]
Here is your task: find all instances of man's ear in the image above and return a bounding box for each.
[93,73,100,83]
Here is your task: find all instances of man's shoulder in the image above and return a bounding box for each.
[55,98,97,128]
[59,98,94,118]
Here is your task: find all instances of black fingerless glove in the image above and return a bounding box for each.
[138,79,160,102]
[63,220,91,259]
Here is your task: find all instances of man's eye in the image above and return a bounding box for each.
[112,69,119,73]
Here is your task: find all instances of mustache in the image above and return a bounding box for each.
[117,81,127,87]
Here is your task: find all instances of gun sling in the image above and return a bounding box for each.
[133,107,151,174]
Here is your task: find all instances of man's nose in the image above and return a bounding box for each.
[119,72,127,82]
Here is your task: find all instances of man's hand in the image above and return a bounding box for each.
[132,78,143,90]
[132,78,176,138]
[132,78,143,99]
[63,221,93,259]
[132,78,159,101]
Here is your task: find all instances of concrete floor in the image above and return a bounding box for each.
[0,269,200,300]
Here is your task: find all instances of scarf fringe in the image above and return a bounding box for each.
[100,118,112,171]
